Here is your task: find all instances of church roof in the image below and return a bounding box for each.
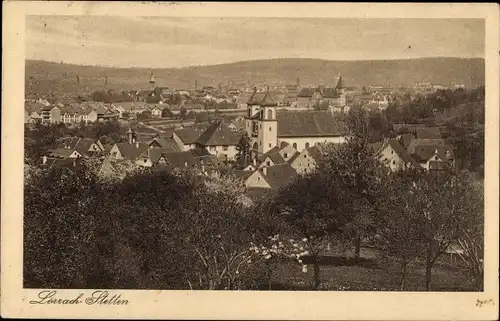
[276,111,345,137]
[247,88,278,106]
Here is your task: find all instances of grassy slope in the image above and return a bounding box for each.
[26,57,484,95]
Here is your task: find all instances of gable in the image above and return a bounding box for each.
[245,170,271,189]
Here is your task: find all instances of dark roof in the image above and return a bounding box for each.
[40,158,77,169]
[386,139,415,164]
[247,88,278,106]
[276,111,345,137]
[407,139,453,162]
[416,127,442,139]
[196,120,240,146]
[321,88,340,98]
[148,138,181,151]
[116,142,149,160]
[305,145,324,163]
[74,138,103,157]
[221,169,253,181]
[258,146,280,162]
[173,125,209,144]
[259,163,298,189]
[367,142,383,155]
[160,151,199,169]
[297,87,316,98]
[428,160,450,170]
[398,134,414,148]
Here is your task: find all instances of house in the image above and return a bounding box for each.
[151,105,163,118]
[289,144,326,174]
[109,142,149,161]
[153,151,199,172]
[24,102,44,123]
[172,125,209,151]
[245,163,298,189]
[41,106,61,124]
[195,120,240,161]
[377,138,418,172]
[296,75,346,109]
[406,139,454,169]
[245,87,346,157]
[47,137,105,159]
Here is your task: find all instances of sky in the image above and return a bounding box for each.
[26,16,485,68]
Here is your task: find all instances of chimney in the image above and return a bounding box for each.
[42,156,47,164]
[262,166,267,176]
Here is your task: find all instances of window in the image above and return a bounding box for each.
[267,109,273,119]
[391,150,394,155]
[304,154,307,158]
[305,142,310,148]
[266,161,270,166]
[222,145,228,151]
[269,126,272,132]
[269,143,272,148]
[284,153,288,158]
[392,160,396,165]
[293,143,297,149]
[210,146,216,151]
[257,177,260,181]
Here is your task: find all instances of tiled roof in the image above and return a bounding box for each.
[407,139,452,162]
[276,111,345,137]
[367,142,383,155]
[386,139,415,164]
[416,127,442,139]
[297,87,316,98]
[74,138,102,157]
[196,120,240,146]
[428,160,449,170]
[116,142,149,160]
[247,88,278,106]
[305,145,324,163]
[173,126,208,144]
[398,134,414,148]
[25,102,46,113]
[160,151,199,169]
[259,163,298,189]
[321,88,340,98]
[148,138,181,151]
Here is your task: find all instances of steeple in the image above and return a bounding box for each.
[149,70,156,92]
[260,87,277,107]
[335,73,343,90]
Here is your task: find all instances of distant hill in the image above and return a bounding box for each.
[25,57,484,95]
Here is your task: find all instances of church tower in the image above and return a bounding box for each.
[335,73,346,107]
[149,70,156,92]
[245,87,278,157]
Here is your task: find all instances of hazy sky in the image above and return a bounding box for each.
[26,16,484,68]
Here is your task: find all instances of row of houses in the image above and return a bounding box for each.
[25,101,119,124]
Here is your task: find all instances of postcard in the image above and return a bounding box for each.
[1,1,498,320]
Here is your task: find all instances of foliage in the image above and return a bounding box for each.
[235,132,251,169]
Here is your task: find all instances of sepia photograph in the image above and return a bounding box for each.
[2,2,499,320]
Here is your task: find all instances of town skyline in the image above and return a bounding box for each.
[26,16,485,68]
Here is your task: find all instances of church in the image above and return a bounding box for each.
[245,75,347,157]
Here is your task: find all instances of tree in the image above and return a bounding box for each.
[323,106,386,262]
[179,106,188,120]
[235,133,251,169]
[376,170,423,290]
[180,174,262,290]
[274,171,349,289]
[409,169,479,290]
[137,110,151,121]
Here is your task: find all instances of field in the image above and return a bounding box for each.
[267,246,473,291]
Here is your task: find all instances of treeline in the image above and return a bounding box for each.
[24,110,483,291]
[24,122,127,165]
[385,86,485,125]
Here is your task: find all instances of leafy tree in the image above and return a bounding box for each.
[323,106,386,262]
[179,106,188,120]
[409,169,481,290]
[235,133,251,169]
[274,171,349,289]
